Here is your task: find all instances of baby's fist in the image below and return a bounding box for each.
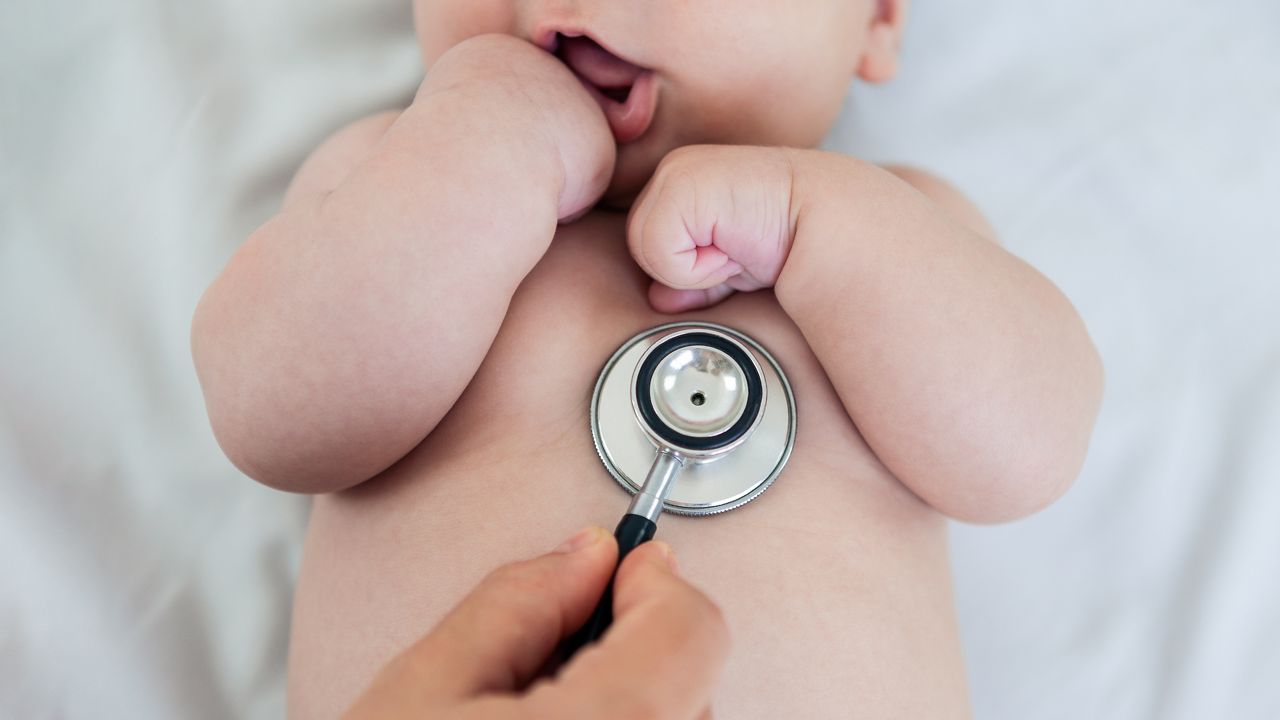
[627,146,798,312]
[424,34,615,220]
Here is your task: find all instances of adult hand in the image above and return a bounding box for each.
[344,526,730,719]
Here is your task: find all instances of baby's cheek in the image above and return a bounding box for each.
[677,43,846,149]
[415,0,516,67]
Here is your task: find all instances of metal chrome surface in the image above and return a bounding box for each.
[626,450,684,522]
[631,327,766,459]
[591,322,797,516]
[647,342,750,439]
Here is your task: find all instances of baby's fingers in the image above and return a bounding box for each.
[627,146,797,299]
[628,167,739,290]
[648,281,736,313]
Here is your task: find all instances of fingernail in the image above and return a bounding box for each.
[554,526,601,554]
[653,541,679,574]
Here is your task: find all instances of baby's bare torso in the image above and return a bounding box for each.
[288,213,968,718]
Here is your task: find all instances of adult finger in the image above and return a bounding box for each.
[531,541,730,720]
[350,526,618,714]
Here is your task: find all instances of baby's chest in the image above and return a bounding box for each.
[451,215,864,468]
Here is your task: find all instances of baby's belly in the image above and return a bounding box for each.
[288,214,968,718]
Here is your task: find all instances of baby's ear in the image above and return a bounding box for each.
[856,0,907,83]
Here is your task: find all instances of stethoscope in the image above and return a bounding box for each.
[562,321,796,655]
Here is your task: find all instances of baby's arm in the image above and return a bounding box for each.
[627,146,1103,523]
[192,35,614,493]
[776,154,1102,522]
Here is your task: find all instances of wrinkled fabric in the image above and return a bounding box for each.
[2,0,1278,717]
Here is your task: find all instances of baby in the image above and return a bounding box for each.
[192,0,1103,717]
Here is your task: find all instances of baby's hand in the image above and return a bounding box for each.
[422,35,616,219]
[627,146,797,312]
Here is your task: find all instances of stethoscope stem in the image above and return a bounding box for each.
[561,449,686,657]
[626,449,684,522]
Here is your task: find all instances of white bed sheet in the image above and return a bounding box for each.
[2,0,1277,717]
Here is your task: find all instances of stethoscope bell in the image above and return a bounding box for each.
[592,322,796,517]
[635,328,765,458]
[646,343,753,442]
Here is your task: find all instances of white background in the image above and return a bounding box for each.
[3,0,1278,717]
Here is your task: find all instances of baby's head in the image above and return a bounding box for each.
[414,1,906,201]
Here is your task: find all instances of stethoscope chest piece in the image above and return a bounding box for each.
[562,321,798,654]
[591,321,796,516]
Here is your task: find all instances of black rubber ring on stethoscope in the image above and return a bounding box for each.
[634,331,764,452]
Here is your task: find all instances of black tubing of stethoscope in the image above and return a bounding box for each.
[560,512,657,658]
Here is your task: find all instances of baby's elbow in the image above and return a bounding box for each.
[199,386,347,494]
[932,447,1085,524]
[939,408,1100,524]
[193,307,364,495]
[205,403,372,494]
[210,419,287,491]
[944,341,1104,524]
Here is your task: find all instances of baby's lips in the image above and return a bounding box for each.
[601,72,658,144]
[552,31,658,144]
[558,34,645,90]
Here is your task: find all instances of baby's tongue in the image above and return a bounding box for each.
[558,35,644,93]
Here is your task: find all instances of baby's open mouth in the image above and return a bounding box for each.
[551,33,658,144]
